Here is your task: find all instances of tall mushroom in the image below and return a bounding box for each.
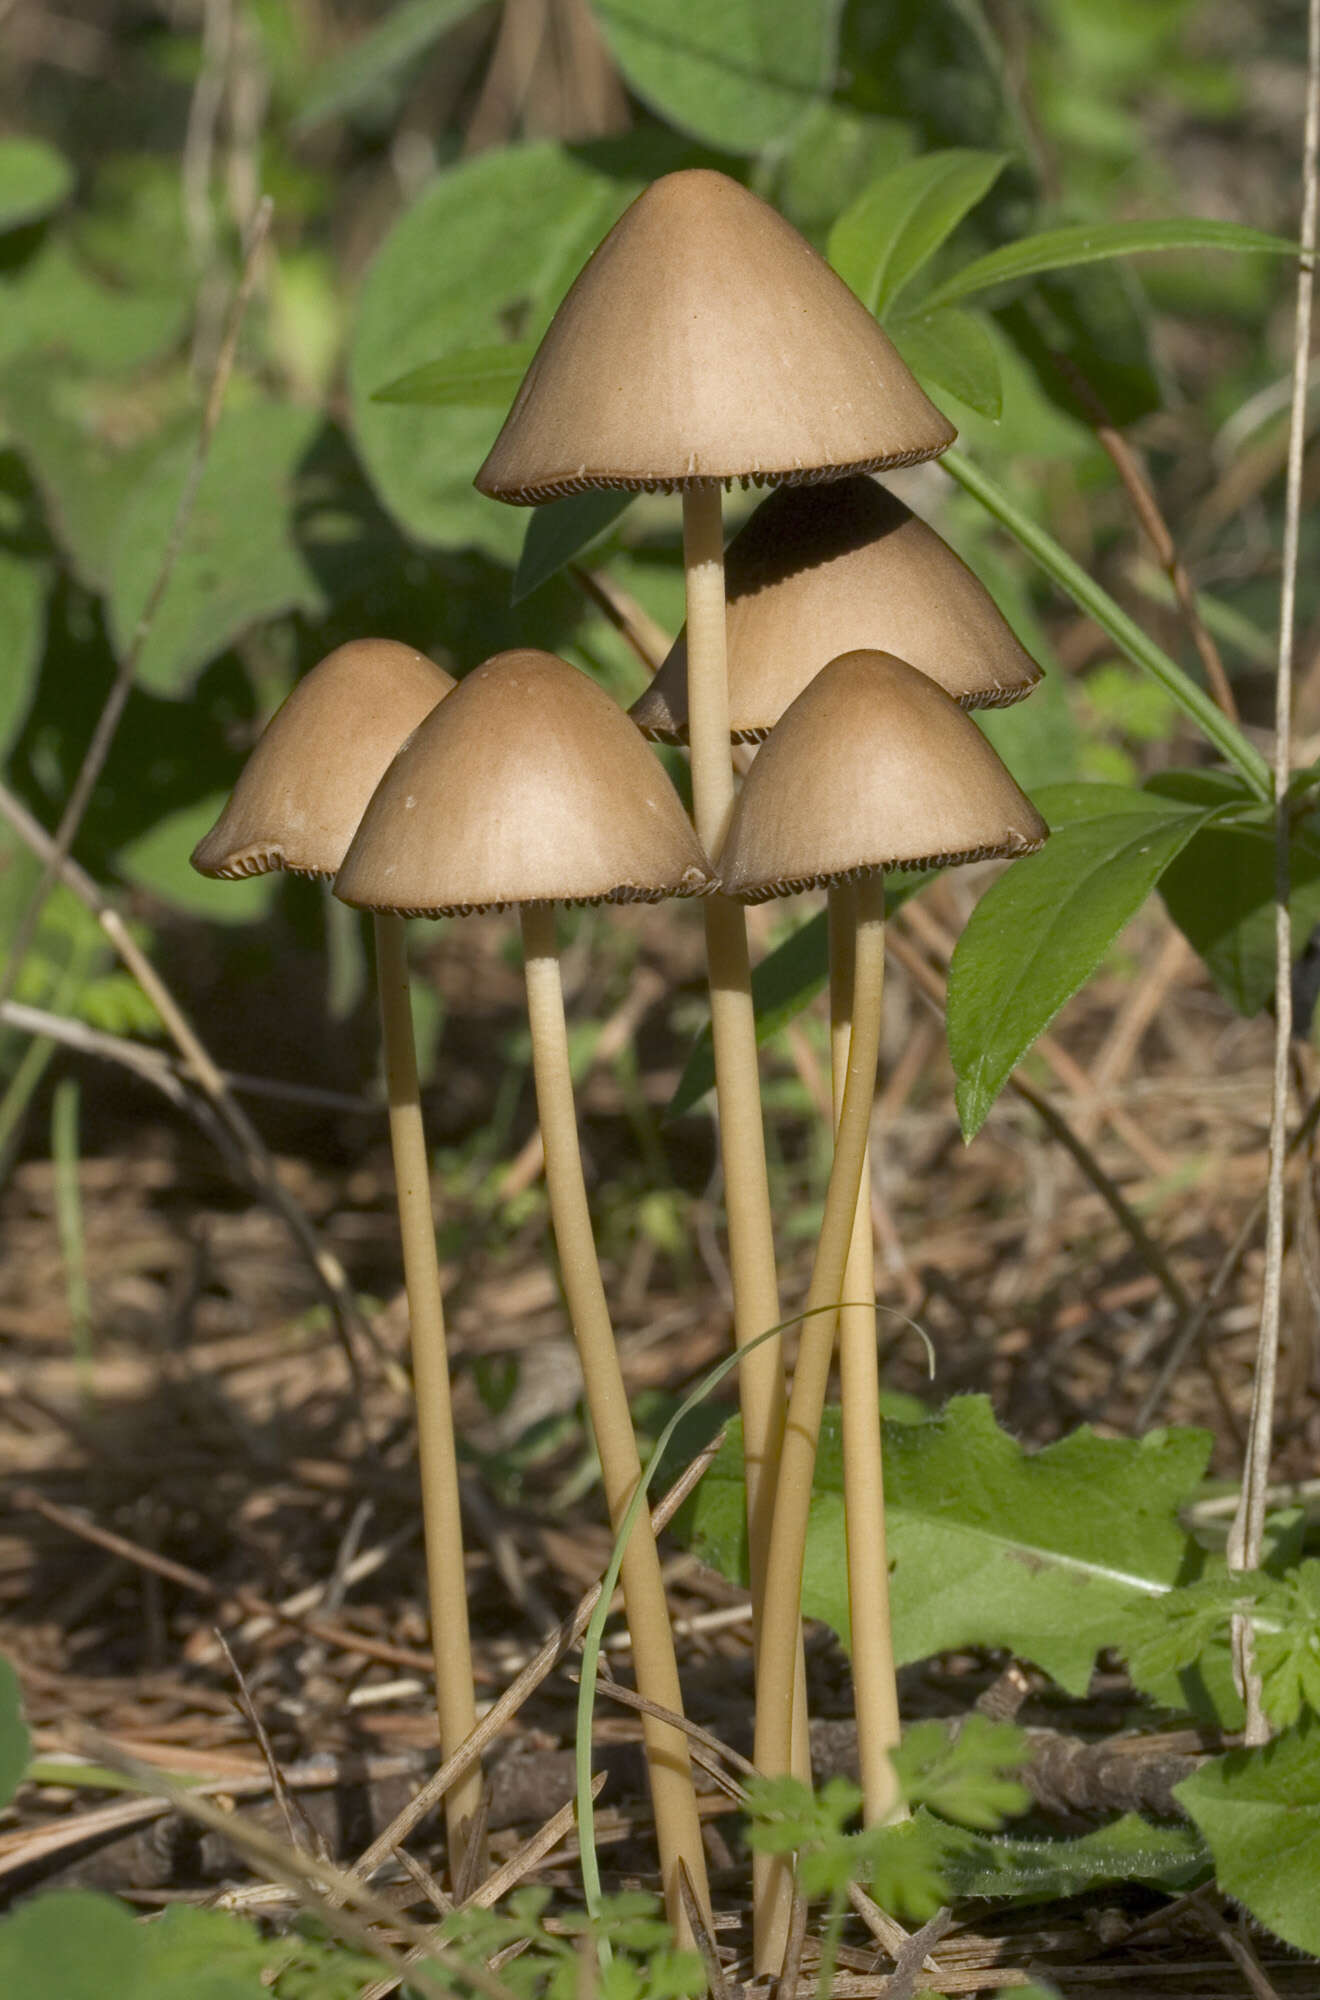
[476,186,955,1926]
[335,647,715,1938]
[191,637,485,1877]
[719,649,1047,1954]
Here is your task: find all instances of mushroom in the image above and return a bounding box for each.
[719,649,1047,1931]
[335,647,716,1937]
[631,474,1042,743]
[191,637,485,1878]
[476,186,955,1879]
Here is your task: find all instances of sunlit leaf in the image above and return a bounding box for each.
[1178,1722,1320,1956]
[890,305,1001,416]
[119,797,277,925]
[828,148,1010,315]
[371,343,534,407]
[0,137,74,231]
[921,216,1297,312]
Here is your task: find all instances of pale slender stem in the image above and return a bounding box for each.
[519,902,711,1940]
[374,913,482,1877]
[752,872,887,1975]
[829,886,900,1825]
[683,484,808,1958]
[1227,0,1320,1746]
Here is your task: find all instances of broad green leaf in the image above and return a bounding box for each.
[0,137,73,231]
[119,798,276,926]
[827,149,1010,316]
[371,342,534,408]
[1177,1721,1320,1955]
[0,1655,30,1807]
[947,783,1227,1139]
[0,1894,148,2000]
[920,216,1297,312]
[867,1809,1204,1920]
[108,400,325,694]
[773,102,913,234]
[1158,811,1320,1018]
[0,241,187,373]
[890,305,1001,417]
[685,1398,1212,1692]
[592,0,843,153]
[0,551,46,759]
[296,0,487,130]
[513,490,634,603]
[349,146,629,557]
[0,365,192,590]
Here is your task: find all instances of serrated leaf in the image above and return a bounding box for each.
[890,306,1002,416]
[0,1655,30,1808]
[592,0,843,154]
[1158,811,1320,1017]
[371,342,535,408]
[0,550,46,759]
[947,782,1228,1140]
[905,1810,1205,1903]
[920,216,1297,312]
[119,797,276,925]
[0,137,74,231]
[349,146,629,558]
[512,489,635,603]
[108,400,325,694]
[828,149,1010,316]
[1177,1721,1320,1955]
[686,1398,1211,1692]
[296,0,487,130]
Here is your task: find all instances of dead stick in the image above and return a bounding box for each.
[0,197,274,1016]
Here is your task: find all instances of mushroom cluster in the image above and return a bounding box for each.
[193,168,1049,1968]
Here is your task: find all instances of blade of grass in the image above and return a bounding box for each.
[50,1079,92,1408]
[940,447,1271,799]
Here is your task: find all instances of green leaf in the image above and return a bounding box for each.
[512,489,635,603]
[890,305,1001,417]
[947,782,1230,1140]
[827,149,1010,316]
[0,241,187,373]
[1158,811,1320,1017]
[0,137,74,231]
[1177,1720,1320,1955]
[119,798,277,925]
[870,1809,1204,1916]
[108,400,325,694]
[371,342,534,408]
[296,0,488,130]
[348,145,629,558]
[920,216,1297,312]
[0,550,46,759]
[592,0,843,153]
[685,1398,1212,1693]
[0,1893,148,2000]
[0,1655,30,1808]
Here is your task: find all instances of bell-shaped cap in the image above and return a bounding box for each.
[334,649,715,918]
[719,650,1048,902]
[475,171,955,505]
[191,639,455,882]
[632,478,1041,742]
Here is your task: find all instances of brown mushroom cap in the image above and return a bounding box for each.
[191,639,455,882]
[475,171,955,506]
[718,649,1048,902]
[333,649,715,918]
[632,478,1041,743]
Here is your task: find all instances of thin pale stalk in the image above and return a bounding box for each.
[519,902,711,1940]
[828,886,900,1825]
[752,872,887,1973]
[1228,0,1320,1745]
[374,913,483,1874]
[683,483,809,1951]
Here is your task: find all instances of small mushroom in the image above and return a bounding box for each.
[192,638,485,1877]
[719,649,1047,1886]
[335,648,716,1937]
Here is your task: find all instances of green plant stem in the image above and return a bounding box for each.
[51,1077,93,1408]
[520,901,711,1943]
[828,886,900,1827]
[374,911,482,1878]
[753,873,887,1975]
[941,446,1272,800]
[683,482,809,1959]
